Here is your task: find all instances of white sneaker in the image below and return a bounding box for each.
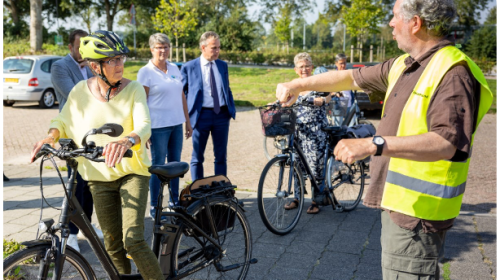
[67,234,80,253]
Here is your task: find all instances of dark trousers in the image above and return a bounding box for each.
[190,107,230,180]
[67,165,93,234]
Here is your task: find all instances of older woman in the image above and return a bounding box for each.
[137,33,192,219]
[284,52,331,214]
[30,31,164,279]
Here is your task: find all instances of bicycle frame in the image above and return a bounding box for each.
[282,133,342,210]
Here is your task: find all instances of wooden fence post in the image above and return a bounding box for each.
[370,45,373,62]
[350,45,354,63]
[183,43,186,62]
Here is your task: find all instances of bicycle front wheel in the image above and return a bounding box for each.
[3,243,95,279]
[172,198,252,279]
[257,156,305,235]
[327,156,365,211]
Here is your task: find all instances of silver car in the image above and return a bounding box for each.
[3,55,62,108]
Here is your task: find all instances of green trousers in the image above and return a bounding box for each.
[89,174,164,280]
[381,210,447,280]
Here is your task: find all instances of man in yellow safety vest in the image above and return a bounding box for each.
[275,0,492,279]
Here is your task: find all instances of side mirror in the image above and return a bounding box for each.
[81,123,124,146]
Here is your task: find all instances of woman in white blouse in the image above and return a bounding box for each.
[137,33,192,220]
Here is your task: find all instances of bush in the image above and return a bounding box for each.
[3,239,24,258]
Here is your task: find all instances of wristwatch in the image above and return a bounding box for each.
[124,136,136,147]
[372,136,385,156]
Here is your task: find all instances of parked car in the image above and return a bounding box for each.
[333,62,384,112]
[3,55,62,108]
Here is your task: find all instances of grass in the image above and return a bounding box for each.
[123,62,497,112]
[3,239,24,258]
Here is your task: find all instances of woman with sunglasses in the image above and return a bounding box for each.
[30,30,164,279]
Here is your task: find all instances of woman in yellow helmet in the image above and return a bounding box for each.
[30,30,164,279]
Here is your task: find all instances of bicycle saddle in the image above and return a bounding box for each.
[149,162,189,179]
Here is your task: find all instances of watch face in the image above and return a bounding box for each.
[374,137,384,145]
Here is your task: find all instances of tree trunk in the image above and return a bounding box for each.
[175,36,179,63]
[103,0,120,31]
[5,0,20,25]
[30,0,43,52]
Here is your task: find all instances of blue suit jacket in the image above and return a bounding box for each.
[181,58,236,129]
[51,54,93,111]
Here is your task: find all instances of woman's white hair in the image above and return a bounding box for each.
[149,33,171,48]
[294,52,312,66]
[400,0,456,37]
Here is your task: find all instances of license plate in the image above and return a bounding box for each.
[4,78,19,83]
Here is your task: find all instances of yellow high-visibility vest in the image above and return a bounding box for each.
[380,46,493,220]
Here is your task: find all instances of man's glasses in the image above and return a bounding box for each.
[296,65,313,70]
[103,55,127,66]
[154,46,170,50]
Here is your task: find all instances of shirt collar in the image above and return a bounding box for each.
[68,54,84,69]
[200,55,214,66]
[404,37,455,67]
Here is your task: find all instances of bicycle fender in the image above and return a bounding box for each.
[21,239,52,248]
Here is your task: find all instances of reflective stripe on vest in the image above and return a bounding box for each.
[380,46,493,221]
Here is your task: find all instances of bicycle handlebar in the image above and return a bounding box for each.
[34,143,133,162]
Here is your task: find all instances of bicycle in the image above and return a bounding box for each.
[4,123,256,279]
[263,90,375,160]
[257,101,367,235]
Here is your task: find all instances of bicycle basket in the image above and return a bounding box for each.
[180,175,236,235]
[259,106,296,137]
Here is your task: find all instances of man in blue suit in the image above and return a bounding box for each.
[181,31,236,180]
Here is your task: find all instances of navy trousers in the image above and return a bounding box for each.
[67,166,93,235]
[190,107,231,180]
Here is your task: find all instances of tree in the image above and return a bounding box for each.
[455,0,491,29]
[341,0,384,43]
[153,0,197,61]
[324,0,393,24]
[30,0,43,52]
[258,0,311,24]
[3,0,30,36]
[485,5,496,25]
[273,3,293,51]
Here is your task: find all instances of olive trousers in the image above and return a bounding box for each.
[381,210,447,280]
[89,174,164,280]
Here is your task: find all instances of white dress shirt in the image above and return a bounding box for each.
[199,55,225,108]
[68,54,88,80]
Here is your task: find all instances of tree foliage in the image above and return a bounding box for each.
[274,4,293,44]
[455,0,490,29]
[485,5,496,25]
[258,0,311,24]
[341,0,385,42]
[465,26,496,60]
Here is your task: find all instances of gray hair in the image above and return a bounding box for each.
[149,33,171,48]
[400,0,456,37]
[294,52,312,66]
[335,53,347,63]
[199,31,220,49]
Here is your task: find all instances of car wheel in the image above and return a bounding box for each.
[3,100,15,107]
[39,90,56,108]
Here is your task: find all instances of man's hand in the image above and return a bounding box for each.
[333,138,375,165]
[185,122,193,139]
[276,82,299,106]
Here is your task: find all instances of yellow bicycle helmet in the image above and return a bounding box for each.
[79,30,130,60]
[79,30,129,102]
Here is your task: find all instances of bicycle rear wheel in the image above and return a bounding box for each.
[172,198,252,279]
[257,156,305,235]
[327,156,365,211]
[3,243,95,279]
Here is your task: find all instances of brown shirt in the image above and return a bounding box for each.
[353,39,480,232]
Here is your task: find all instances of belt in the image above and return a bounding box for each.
[201,105,228,110]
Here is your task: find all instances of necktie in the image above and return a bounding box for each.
[209,62,221,114]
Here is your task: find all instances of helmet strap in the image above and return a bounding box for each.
[98,62,122,102]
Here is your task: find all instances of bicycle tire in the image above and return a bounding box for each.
[172,198,252,279]
[358,119,376,131]
[327,156,365,211]
[257,156,305,235]
[3,243,95,279]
